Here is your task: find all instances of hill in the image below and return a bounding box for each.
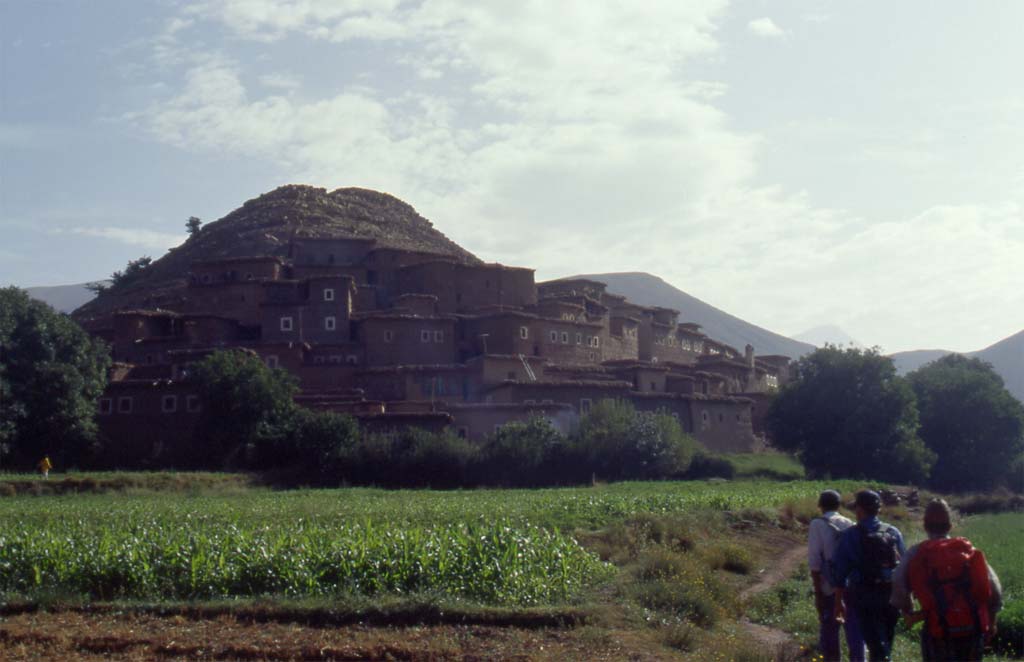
[25,282,106,313]
[73,185,480,320]
[890,330,1024,403]
[572,272,816,359]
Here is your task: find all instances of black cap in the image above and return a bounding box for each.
[855,490,881,514]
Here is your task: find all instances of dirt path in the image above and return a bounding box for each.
[737,543,807,656]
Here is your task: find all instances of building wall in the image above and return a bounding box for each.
[536,319,605,365]
[446,404,578,441]
[357,317,457,366]
[95,382,202,468]
[291,238,376,266]
[190,259,283,285]
[302,277,354,344]
[689,399,755,453]
[184,282,266,326]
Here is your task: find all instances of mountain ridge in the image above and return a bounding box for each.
[568,271,816,359]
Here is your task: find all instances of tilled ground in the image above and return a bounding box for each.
[0,610,673,661]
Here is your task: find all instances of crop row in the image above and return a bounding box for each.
[0,518,609,605]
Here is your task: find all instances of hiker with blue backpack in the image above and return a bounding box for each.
[833,490,906,662]
[808,489,866,661]
[891,498,1002,661]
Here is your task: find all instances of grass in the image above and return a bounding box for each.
[724,453,806,481]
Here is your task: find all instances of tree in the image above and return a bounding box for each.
[574,400,699,481]
[185,216,202,236]
[0,287,111,469]
[766,345,934,483]
[908,354,1024,491]
[110,256,152,287]
[185,349,299,468]
[480,417,571,486]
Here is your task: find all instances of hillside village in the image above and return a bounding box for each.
[76,185,791,464]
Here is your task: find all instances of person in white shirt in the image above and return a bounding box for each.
[808,489,866,662]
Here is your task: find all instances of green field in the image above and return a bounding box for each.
[0,479,860,608]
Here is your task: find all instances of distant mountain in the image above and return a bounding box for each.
[573,272,816,359]
[25,282,104,313]
[890,330,1024,403]
[793,324,864,349]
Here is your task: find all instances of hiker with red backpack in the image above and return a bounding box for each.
[892,499,1002,661]
[808,489,866,661]
[832,490,906,662]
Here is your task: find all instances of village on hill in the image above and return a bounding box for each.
[76,185,790,465]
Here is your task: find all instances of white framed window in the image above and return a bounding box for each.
[433,330,444,343]
[580,398,592,414]
[593,336,600,347]
[117,396,133,414]
[384,329,394,343]
[549,330,558,343]
[280,316,294,332]
[265,355,279,369]
[161,395,178,413]
[519,326,529,340]
[98,398,113,415]
[324,288,335,301]
[576,332,582,344]
[325,316,336,331]
[421,330,431,343]
[186,395,201,413]
[560,331,569,344]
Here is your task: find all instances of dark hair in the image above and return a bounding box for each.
[854,490,881,516]
[923,499,953,536]
[818,490,841,511]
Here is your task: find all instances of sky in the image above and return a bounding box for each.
[1,1,1022,354]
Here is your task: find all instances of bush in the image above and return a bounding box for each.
[683,453,736,480]
[478,417,572,486]
[574,400,699,481]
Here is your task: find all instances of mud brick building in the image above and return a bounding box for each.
[81,186,791,466]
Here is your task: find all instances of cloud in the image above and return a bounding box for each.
[747,17,785,38]
[70,227,185,250]
[125,1,1024,353]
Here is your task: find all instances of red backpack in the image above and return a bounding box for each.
[909,537,991,640]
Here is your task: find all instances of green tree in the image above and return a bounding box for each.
[481,417,570,486]
[908,354,1024,491]
[185,349,299,468]
[185,216,202,236]
[574,400,699,481]
[110,256,152,287]
[0,287,111,469]
[766,345,934,483]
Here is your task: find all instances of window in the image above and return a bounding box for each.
[201,274,212,284]
[280,316,294,332]
[519,326,529,339]
[99,398,113,415]
[718,413,724,423]
[549,330,558,343]
[456,426,469,439]
[651,382,657,391]
[186,395,201,413]
[384,329,394,343]
[325,316,336,331]
[433,330,444,343]
[117,396,133,414]
[314,356,326,365]
[576,332,582,344]
[245,272,255,280]
[346,355,359,365]
[560,331,569,344]
[580,398,592,414]
[324,288,335,301]
[265,355,279,369]
[161,395,178,413]
[701,410,709,423]
[421,330,431,343]
[145,354,154,365]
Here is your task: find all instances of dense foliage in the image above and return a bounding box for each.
[766,345,935,483]
[185,349,299,468]
[908,355,1024,491]
[0,288,110,469]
